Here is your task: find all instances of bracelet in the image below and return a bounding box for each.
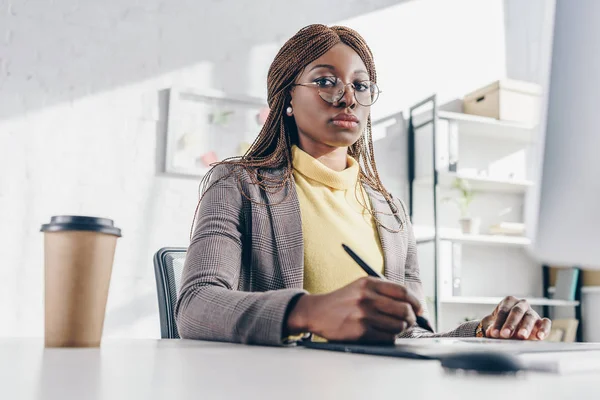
[475,321,486,338]
[282,332,312,345]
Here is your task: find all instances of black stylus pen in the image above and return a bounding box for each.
[342,243,435,333]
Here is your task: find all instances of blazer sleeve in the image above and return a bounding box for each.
[395,199,480,338]
[175,165,307,346]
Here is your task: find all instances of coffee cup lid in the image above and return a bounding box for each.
[40,216,122,237]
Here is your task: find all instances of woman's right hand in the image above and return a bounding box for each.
[286,277,423,344]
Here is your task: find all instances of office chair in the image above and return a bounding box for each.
[153,247,187,339]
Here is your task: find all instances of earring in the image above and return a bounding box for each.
[286,106,293,116]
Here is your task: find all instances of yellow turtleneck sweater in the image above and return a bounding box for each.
[292,145,384,294]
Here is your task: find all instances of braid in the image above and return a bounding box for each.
[190,24,404,239]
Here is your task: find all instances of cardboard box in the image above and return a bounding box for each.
[583,270,600,286]
[463,79,542,125]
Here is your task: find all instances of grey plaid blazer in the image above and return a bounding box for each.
[176,164,480,345]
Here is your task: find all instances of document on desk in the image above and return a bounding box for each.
[394,337,600,355]
[519,351,600,374]
[394,338,600,374]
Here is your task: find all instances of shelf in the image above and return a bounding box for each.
[549,286,600,295]
[437,111,537,144]
[414,171,533,194]
[413,226,530,247]
[441,296,579,307]
[440,232,531,247]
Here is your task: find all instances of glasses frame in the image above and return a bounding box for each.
[292,79,381,106]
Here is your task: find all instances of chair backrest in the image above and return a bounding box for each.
[153,247,187,339]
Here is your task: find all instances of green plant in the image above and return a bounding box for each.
[443,178,475,218]
[208,110,235,126]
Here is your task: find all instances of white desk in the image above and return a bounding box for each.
[1,338,599,400]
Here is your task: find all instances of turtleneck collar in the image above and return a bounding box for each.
[291,145,359,190]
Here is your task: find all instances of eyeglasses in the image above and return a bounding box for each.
[292,77,381,106]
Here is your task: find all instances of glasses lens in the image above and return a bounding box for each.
[360,82,381,106]
[319,81,380,106]
[318,82,344,104]
[354,81,375,106]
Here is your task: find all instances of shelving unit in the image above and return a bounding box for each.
[408,94,583,340]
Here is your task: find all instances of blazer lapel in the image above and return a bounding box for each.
[364,186,406,284]
[262,168,305,289]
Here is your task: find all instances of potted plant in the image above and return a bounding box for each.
[444,178,480,234]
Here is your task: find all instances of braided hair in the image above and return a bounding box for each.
[191,24,404,239]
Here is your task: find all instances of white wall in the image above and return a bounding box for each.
[0,0,511,338]
[504,0,556,86]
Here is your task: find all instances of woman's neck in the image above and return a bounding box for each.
[296,140,348,172]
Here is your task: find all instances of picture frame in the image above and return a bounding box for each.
[165,87,268,177]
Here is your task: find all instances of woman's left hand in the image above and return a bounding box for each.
[481,296,552,340]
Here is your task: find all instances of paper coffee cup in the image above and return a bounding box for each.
[41,216,122,347]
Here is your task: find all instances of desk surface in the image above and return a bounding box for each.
[1,338,599,400]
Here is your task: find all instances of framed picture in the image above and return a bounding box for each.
[165,87,269,177]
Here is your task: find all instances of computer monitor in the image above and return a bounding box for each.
[529,0,600,269]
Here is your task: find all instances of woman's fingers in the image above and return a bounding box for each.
[366,313,408,334]
[369,279,422,316]
[529,318,552,340]
[499,299,531,338]
[367,292,417,327]
[483,296,551,341]
[514,311,538,339]
[357,326,397,344]
[488,296,520,338]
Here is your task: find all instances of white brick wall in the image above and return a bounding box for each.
[0,0,509,338]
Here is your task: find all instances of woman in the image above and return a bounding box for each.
[176,24,551,345]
